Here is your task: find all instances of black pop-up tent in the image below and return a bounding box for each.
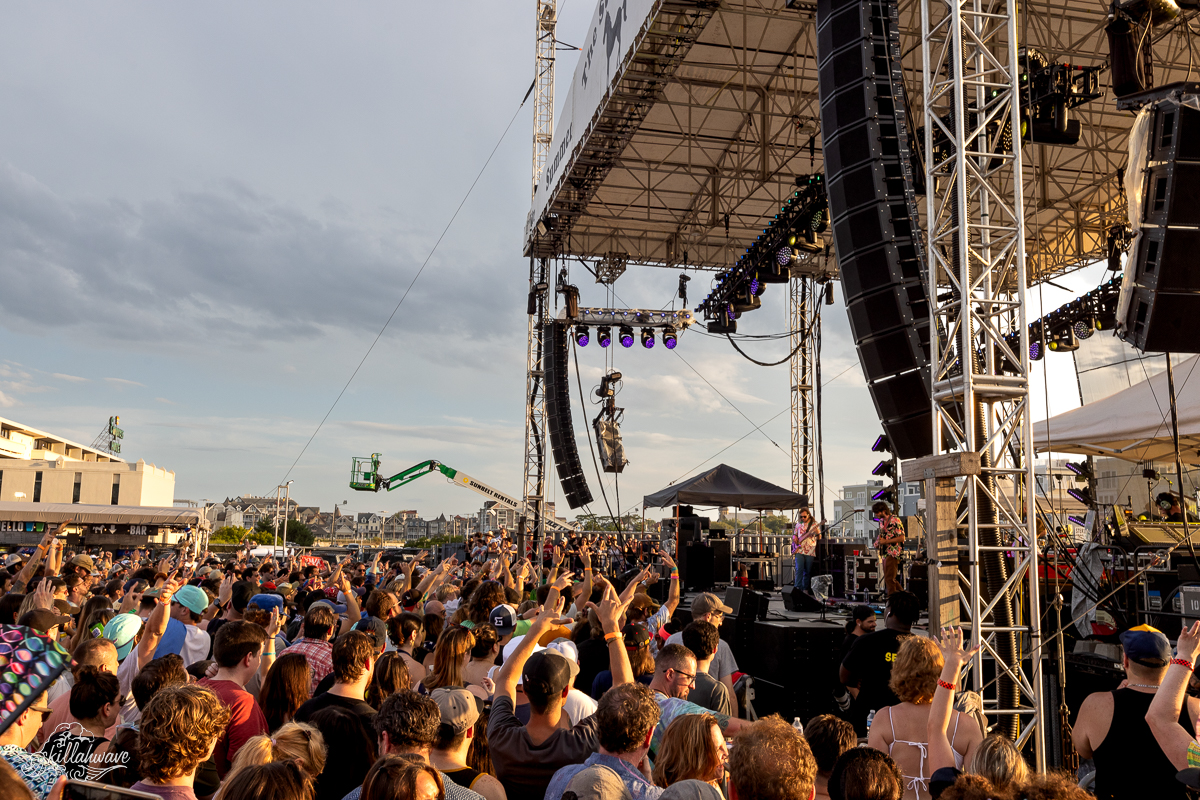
[642,463,807,510]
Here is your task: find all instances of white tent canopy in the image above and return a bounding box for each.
[1032,355,1200,464]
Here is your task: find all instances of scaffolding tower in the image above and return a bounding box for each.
[790,276,820,517]
[921,0,1044,765]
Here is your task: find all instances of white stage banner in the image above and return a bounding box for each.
[525,0,659,245]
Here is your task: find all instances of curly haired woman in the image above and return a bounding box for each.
[132,684,230,800]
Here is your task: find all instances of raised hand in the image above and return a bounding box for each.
[32,578,54,610]
[658,551,677,571]
[1179,620,1200,662]
[552,571,575,593]
[935,626,979,665]
[265,607,281,638]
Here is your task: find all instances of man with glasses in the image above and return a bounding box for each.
[793,507,821,593]
[0,686,62,799]
[647,643,749,762]
[664,592,740,717]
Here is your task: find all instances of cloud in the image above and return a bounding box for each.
[51,373,88,383]
[104,377,145,387]
[0,163,526,354]
[0,391,14,408]
[154,397,177,405]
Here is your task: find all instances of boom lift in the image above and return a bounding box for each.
[349,454,575,534]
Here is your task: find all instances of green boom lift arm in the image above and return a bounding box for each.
[349,454,575,533]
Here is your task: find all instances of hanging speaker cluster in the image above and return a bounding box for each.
[544,321,593,509]
[817,0,932,460]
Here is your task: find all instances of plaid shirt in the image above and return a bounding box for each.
[280,637,334,693]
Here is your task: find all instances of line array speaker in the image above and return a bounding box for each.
[817,0,932,459]
[1121,97,1200,353]
[544,321,593,509]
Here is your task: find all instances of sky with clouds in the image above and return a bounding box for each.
[0,2,1110,525]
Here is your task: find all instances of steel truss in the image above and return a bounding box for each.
[533,0,556,191]
[790,276,819,513]
[921,0,1043,764]
[522,258,550,566]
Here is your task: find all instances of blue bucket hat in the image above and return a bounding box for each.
[103,613,144,661]
[172,584,210,616]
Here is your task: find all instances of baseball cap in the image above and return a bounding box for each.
[545,640,581,686]
[275,582,296,597]
[691,592,732,617]
[1120,623,1172,666]
[172,584,210,615]
[490,604,518,635]
[353,617,388,652]
[562,764,632,800]
[521,650,573,698]
[661,780,724,800]
[68,554,96,573]
[19,609,72,636]
[430,686,480,734]
[249,594,285,615]
[622,623,652,651]
[4,554,25,568]
[196,566,213,577]
[53,599,77,618]
[103,613,145,661]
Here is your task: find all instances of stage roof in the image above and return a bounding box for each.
[525,0,1198,284]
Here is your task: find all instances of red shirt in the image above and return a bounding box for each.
[197,678,268,777]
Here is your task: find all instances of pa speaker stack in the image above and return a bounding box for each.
[1120,94,1200,353]
[817,0,932,459]
[544,321,593,508]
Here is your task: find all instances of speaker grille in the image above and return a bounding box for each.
[818,0,932,458]
[544,321,594,509]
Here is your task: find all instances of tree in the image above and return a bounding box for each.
[285,519,315,547]
[210,525,271,545]
[210,526,251,544]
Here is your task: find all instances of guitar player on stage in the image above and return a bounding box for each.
[872,500,905,596]
[793,507,821,592]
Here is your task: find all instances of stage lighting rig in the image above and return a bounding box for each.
[619,325,635,348]
[596,371,622,399]
[872,460,896,478]
[593,370,627,473]
[697,174,828,326]
[678,274,690,307]
[1004,278,1121,359]
[872,434,892,454]
[1068,485,1095,506]
[1017,48,1103,145]
[640,328,655,349]
[597,327,612,348]
[1066,460,1094,481]
[574,325,590,347]
[663,326,678,349]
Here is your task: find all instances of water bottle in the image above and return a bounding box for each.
[865,709,876,731]
[793,717,804,735]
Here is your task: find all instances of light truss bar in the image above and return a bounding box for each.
[570,308,697,329]
[921,0,1044,766]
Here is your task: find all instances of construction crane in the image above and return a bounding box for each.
[350,454,576,535]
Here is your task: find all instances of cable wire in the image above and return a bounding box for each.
[271,90,529,490]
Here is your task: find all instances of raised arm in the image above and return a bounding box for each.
[337,574,362,635]
[658,551,681,616]
[597,584,634,687]
[927,627,980,772]
[138,578,180,672]
[13,526,64,594]
[1148,620,1200,769]
[496,582,567,704]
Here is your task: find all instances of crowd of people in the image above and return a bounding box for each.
[0,518,1187,800]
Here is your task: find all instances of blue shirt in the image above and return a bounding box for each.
[543,752,663,800]
[0,744,64,800]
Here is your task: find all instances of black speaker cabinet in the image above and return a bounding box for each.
[543,322,593,507]
[748,621,842,721]
[680,543,714,591]
[710,539,732,583]
[818,0,932,459]
[725,587,768,619]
